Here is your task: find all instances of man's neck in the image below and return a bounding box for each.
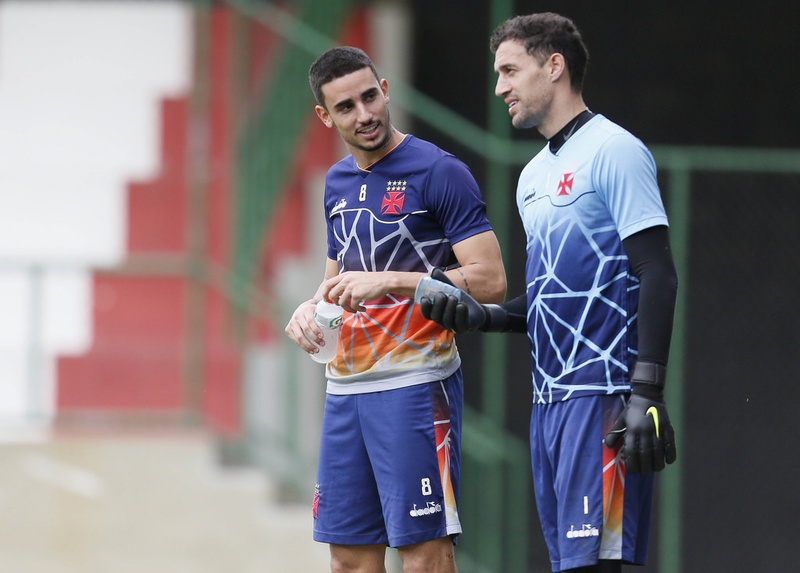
[548,109,594,154]
[353,129,406,171]
[538,95,587,140]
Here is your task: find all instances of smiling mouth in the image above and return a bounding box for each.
[358,122,380,135]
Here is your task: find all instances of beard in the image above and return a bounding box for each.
[349,122,393,153]
[350,106,394,152]
[511,95,551,130]
[512,106,543,130]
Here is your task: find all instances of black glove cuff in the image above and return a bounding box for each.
[630,361,667,401]
[631,361,667,387]
[481,304,506,332]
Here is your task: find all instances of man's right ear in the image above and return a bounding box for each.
[315,105,333,128]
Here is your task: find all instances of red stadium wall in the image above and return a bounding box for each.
[55,4,370,435]
[56,95,200,421]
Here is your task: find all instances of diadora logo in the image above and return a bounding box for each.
[556,172,575,196]
[381,180,407,214]
[409,501,442,518]
[566,523,599,539]
[331,198,347,215]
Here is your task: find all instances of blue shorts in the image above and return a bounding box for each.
[530,394,654,572]
[313,373,463,548]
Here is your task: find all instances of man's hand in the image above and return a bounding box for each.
[284,299,324,355]
[419,268,487,332]
[604,361,677,476]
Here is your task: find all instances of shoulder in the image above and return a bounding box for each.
[571,116,656,175]
[401,135,457,165]
[587,115,650,154]
[399,135,472,176]
[326,154,357,180]
[403,134,447,156]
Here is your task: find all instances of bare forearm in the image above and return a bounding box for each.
[449,231,507,304]
[440,264,506,304]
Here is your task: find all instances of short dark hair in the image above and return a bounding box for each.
[490,13,589,92]
[308,46,380,108]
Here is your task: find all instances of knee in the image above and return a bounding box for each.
[329,545,386,573]
[329,553,350,573]
[399,538,457,573]
[330,554,369,573]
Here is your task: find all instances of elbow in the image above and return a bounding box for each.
[667,266,679,299]
[485,274,507,304]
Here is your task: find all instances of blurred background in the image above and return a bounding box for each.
[0,1,798,572]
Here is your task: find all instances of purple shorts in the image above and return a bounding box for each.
[530,394,654,571]
[313,373,463,548]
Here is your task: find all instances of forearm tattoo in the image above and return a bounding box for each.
[455,267,471,295]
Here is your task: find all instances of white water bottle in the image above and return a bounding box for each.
[309,300,343,364]
[414,275,463,304]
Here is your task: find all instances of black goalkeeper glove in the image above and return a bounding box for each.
[419,268,527,333]
[603,361,677,476]
[419,268,490,332]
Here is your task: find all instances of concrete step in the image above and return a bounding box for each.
[0,431,330,573]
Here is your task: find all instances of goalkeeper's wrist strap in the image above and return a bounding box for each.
[631,361,667,386]
[478,304,506,332]
[631,361,667,400]
[481,304,509,332]
[481,299,528,333]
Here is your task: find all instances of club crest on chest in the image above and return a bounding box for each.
[381,180,407,215]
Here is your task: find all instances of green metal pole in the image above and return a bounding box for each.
[483,0,513,427]
[481,2,514,571]
[659,164,690,573]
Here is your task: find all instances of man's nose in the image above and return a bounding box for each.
[356,102,372,123]
[494,77,507,97]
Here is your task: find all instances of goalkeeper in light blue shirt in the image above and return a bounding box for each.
[421,12,679,573]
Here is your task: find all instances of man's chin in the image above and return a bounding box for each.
[355,133,391,152]
[512,115,534,130]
